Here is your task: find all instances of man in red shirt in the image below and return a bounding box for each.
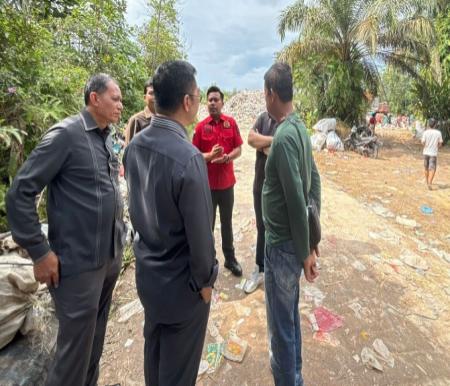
[193,86,243,276]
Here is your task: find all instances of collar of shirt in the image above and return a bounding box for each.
[205,114,226,125]
[152,115,188,140]
[80,108,112,132]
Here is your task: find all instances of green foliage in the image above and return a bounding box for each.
[381,66,415,115]
[0,0,184,231]
[138,0,186,75]
[121,244,135,273]
[292,56,369,125]
[278,0,438,125]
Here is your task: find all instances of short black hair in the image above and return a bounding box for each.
[264,62,293,103]
[207,85,224,101]
[84,73,117,106]
[153,60,197,114]
[144,78,153,95]
[428,118,437,128]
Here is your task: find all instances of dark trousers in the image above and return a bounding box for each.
[211,186,235,261]
[253,189,265,272]
[143,303,210,386]
[46,257,121,386]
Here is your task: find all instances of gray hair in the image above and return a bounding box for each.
[84,73,117,106]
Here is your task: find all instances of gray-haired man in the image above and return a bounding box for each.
[6,74,126,386]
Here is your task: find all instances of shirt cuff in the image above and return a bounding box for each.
[27,241,51,263]
[189,259,219,292]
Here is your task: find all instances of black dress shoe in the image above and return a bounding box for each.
[224,259,242,277]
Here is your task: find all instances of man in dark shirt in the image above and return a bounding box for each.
[124,78,155,145]
[192,86,243,277]
[124,60,218,386]
[244,112,278,293]
[6,74,126,386]
[262,63,321,386]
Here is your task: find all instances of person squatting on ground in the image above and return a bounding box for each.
[124,77,155,146]
[244,111,278,294]
[124,60,218,386]
[6,74,126,386]
[421,118,443,190]
[192,86,244,277]
[262,62,321,386]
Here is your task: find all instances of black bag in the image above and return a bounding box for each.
[290,116,321,249]
[307,197,321,249]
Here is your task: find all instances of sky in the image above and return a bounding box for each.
[126,0,297,91]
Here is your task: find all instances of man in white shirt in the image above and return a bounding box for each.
[421,118,443,190]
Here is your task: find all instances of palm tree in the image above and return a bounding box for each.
[278,0,438,123]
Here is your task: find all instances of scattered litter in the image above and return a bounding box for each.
[223,270,231,277]
[306,313,319,332]
[348,302,364,320]
[370,203,395,218]
[420,205,433,215]
[314,307,344,332]
[373,338,394,368]
[235,278,247,290]
[117,299,143,323]
[352,260,366,272]
[219,292,229,301]
[198,360,209,376]
[369,254,382,263]
[353,354,360,363]
[386,258,403,273]
[312,331,340,347]
[361,347,383,371]
[430,248,450,264]
[124,339,133,348]
[401,251,429,271]
[233,303,252,317]
[368,230,400,244]
[396,216,419,228]
[360,330,370,340]
[206,343,224,373]
[208,321,220,338]
[303,286,325,306]
[250,333,256,339]
[223,333,248,362]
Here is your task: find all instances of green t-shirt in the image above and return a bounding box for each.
[262,113,321,263]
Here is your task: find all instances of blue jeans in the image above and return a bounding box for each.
[265,240,304,386]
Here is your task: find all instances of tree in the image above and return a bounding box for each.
[138,0,186,75]
[381,66,415,115]
[278,0,437,124]
[0,0,149,231]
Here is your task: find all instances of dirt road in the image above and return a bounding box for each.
[99,121,450,386]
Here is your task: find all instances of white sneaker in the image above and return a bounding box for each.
[244,266,264,294]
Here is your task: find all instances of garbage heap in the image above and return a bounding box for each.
[311,118,348,152]
[0,231,56,385]
[197,90,266,129]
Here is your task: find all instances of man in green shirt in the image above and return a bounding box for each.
[262,62,321,386]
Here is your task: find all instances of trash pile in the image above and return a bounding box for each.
[311,118,345,152]
[0,231,55,351]
[197,90,266,129]
[0,231,56,384]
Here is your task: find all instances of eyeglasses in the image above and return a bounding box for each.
[187,94,202,102]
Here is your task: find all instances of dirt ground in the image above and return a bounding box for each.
[99,126,450,386]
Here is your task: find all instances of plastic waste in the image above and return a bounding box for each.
[313,307,344,332]
[361,347,383,371]
[223,333,248,362]
[373,338,394,368]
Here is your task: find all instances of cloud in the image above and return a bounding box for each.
[126,0,296,90]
